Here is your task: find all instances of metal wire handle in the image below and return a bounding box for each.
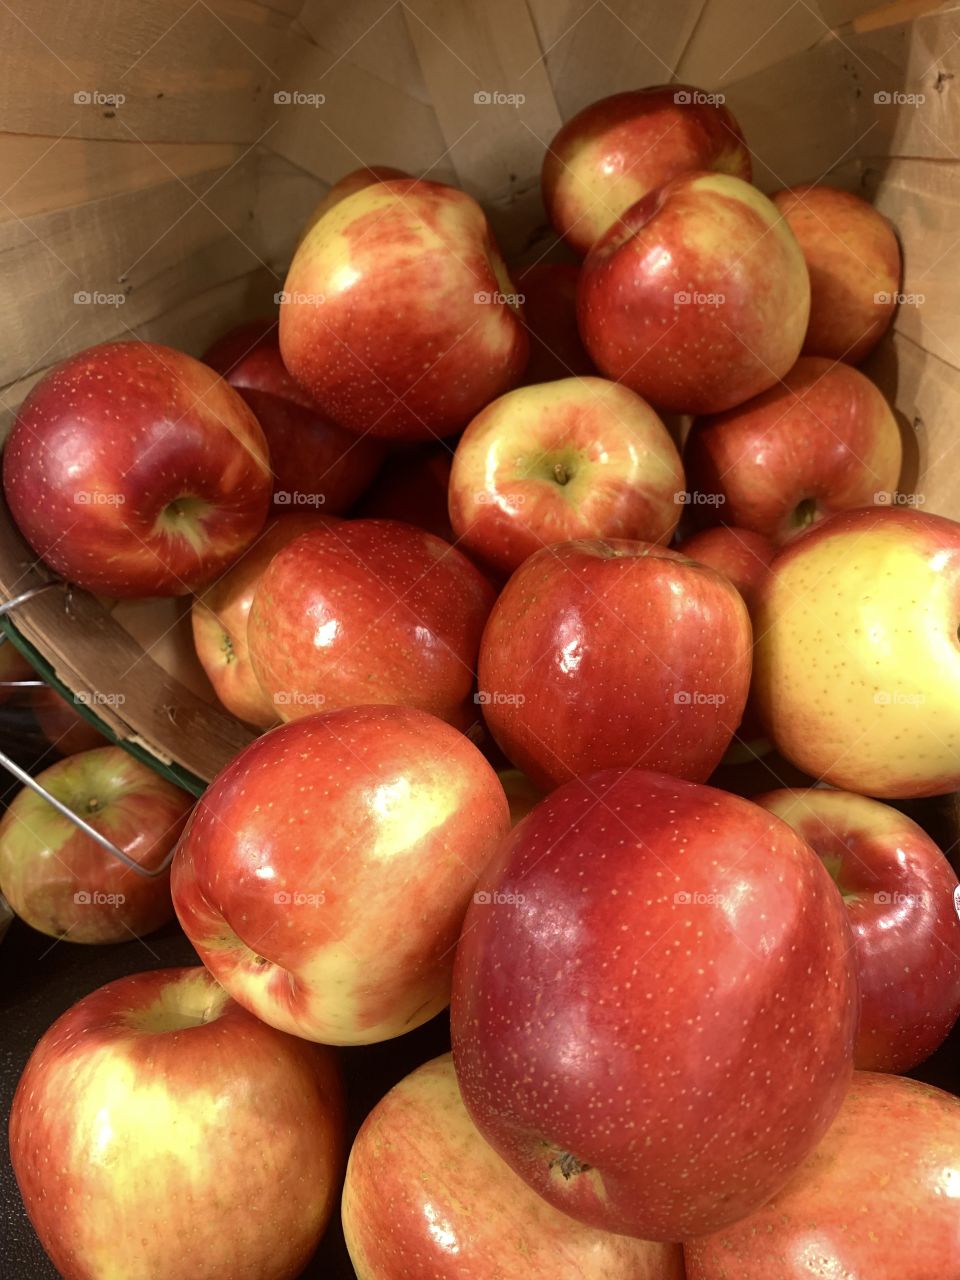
[0,581,172,879]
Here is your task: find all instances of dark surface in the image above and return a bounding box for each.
[0,915,452,1279]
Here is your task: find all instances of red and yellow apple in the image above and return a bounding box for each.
[448,376,684,576]
[172,705,510,1044]
[343,1054,684,1279]
[578,172,810,414]
[9,966,344,1280]
[280,179,528,440]
[298,164,409,244]
[3,342,272,597]
[683,357,902,542]
[676,525,775,614]
[543,86,751,257]
[452,767,858,1240]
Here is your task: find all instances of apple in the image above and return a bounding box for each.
[0,745,193,944]
[203,322,384,513]
[28,684,108,756]
[542,86,751,257]
[753,507,960,797]
[772,184,902,364]
[451,767,858,1241]
[297,164,409,244]
[498,768,544,826]
[578,172,810,414]
[515,263,596,383]
[9,966,344,1280]
[684,1072,960,1279]
[477,539,752,790]
[342,1053,685,1279]
[448,377,684,577]
[683,357,902,542]
[247,518,495,726]
[2,341,272,597]
[676,525,775,613]
[356,445,455,541]
[279,178,528,440]
[754,787,960,1072]
[191,512,335,728]
[171,704,510,1044]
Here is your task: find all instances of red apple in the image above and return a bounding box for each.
[2,341,272,596]
[753,507,960,797]
[172,705,510,1044]
[449,377,684,577]
[248,519,494,726]
[477,539,752,790]
[578,172,810,414]
[755,787,960,1072]
[676,526,775,613]
[280,178,528,440]
[772,184,902,364]
[191,512,336,728]
[298,164,409,243]
[683,357,902,542]
[203,322,384,513]
[342,1053,685,1279]
[28,684,109,756]
[356,445,455,541]
[543,86,751,257]
[685,1072,960,1279]
[9,966,344,1280]
[0,745,193,944]
[451,767,858,1240]
[515,263,596,383]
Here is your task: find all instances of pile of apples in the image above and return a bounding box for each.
[2,84,959,1280]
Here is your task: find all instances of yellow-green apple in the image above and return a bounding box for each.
[248,519,494,725]
[2,342,272,597]
[0,745,193,944]
[0,640,34,703]
[753,507,960,797]
[279,179,528,441]
[28,684,107,756]
[477,539,752,789]
[498,768,543,826]
[515,263,596,383]
[297,164,409,245]
[451,767,858,1241]
[684,1072,960,1279]
[578,173,810,414]
[171,705,510,1044]
[191,512,335,728]
[772,184,902,365]
[342,1053,685,1280]
[356,445,455,541]
[683,357,902,542]
[203,322,384,514]
[542,86,751,257]
[755,787,960,1072]
[9,966,344,1280]
[449,377,684,576]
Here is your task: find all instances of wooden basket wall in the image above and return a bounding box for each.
[0,0,956,788]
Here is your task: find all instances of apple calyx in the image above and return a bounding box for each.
[548,1149,592,1179]
[792,498,819,529]
[157,495,213,551]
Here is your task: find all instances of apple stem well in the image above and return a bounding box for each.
[793,498,819,528]
[553,461,571,486]
[126,974,232,1033]
[548,1149,591,1179]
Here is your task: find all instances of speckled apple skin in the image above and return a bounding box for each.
[756,787,960,1072]
[684,1072,960,1279]
[342,1053,685,1280]
[8,967,344,1280]
[542,86,751,257]
[247,518,495,726]
[451,768,858,1241]
[477,538,752,789]
[279,179,528,440]
[772,184,902,365]
[578,172,810,415]
[172,706,510,1045]
[753,507,960,797]
[2,341,272,596]
[683,357,902,543]
[675,526,775,615]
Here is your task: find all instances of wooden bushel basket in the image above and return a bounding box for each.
[0,0,955,791]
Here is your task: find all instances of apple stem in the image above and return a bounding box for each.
[553,462,570,486]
